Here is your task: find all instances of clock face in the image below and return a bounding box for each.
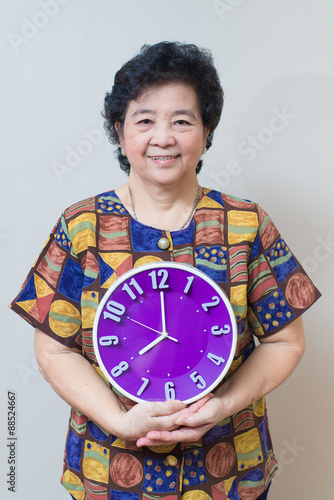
[93,262,237,404]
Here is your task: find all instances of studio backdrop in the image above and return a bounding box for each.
[1,1,333,499]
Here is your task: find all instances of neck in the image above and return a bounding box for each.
[116,174,201,231]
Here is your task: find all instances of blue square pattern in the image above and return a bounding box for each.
[131,219,167,252]
[97,190,128,215]
[66,429,83,472]
[195,245,227,283]
[170,220,195,246]
[142,456,178,493]
[183,448,207,487]
[266,237,297,283]
[254,289,295,333]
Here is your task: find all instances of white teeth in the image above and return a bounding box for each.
[151,156,175,160]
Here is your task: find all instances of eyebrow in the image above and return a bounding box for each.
[131,109,197,120]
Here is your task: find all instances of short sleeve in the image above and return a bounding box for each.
[9,213,84,351]
[247,205,321,337]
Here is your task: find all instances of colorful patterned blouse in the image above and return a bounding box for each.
[10,188,320,500]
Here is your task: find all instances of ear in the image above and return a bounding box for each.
[203,126,210,147]
[115,122,124,147]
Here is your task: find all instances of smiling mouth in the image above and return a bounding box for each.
[149,155,179,160]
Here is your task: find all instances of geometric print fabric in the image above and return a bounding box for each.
[10,188,321,499]
[16,273,54,323]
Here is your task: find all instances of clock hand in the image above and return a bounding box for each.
[129,317,178,343]
[160,291,167,334]
[129,318,161,335]
[160,291,179,344]
[138,333,167,355]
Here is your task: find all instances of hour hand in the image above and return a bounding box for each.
[138,334,166,355]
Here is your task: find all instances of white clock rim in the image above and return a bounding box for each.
[92,261,237,404]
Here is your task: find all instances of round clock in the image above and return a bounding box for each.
[93,262,237,404]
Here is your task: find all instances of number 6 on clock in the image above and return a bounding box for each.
[165,381,176,400]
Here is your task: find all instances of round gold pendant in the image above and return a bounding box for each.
[158,237,170,250]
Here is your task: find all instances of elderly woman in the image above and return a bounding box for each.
[11,42,320,500]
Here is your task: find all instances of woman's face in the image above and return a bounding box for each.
[116,83,209,187]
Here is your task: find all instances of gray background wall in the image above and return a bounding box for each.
[1,1,333,498]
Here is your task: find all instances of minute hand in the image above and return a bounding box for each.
[129,318,178,343]
[160,291,167,334]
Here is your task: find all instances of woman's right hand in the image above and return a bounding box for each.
[115,399,186,442]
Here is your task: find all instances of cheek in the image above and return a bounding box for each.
[131,140,148,156]
[184,136,205,157]
[124,134,144,153]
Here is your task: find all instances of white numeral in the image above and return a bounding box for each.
[137,377,150,396]
[104,301,125,322]
[122,278,144,300]
[211,325,230,335]
[207,352,225,366]
[149,269,169,290]
[165,381,176,400]
[190,371,206,389]
[99,335,119,346]
[202,296,220,312]
[111,361,129,378]
[184,276,194,294]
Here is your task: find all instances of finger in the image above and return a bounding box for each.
[137,437,170,447]
[147,427,202,440]
[170,394,213,421]
[174,407,211,427]
[137,437,181,447]
[174,397,213,425]
[172,407,195,420]
[140,425,208,445]
[137,430,184,447]
[187,394,214,413]
[148,400,186,417]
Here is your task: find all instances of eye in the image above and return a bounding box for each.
[138,119,152,125]
[174,120,190,126]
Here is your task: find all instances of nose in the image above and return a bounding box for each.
[149,123,176,148]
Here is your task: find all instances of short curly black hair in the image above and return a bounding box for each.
[103,41,224,175]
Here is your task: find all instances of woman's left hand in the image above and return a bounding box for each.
[136,394,224,447]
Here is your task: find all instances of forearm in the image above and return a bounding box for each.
[35,329,126,437]
[35,329,187,442]
[214,323,305,417]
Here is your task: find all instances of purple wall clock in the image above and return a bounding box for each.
[93,262,237,403]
